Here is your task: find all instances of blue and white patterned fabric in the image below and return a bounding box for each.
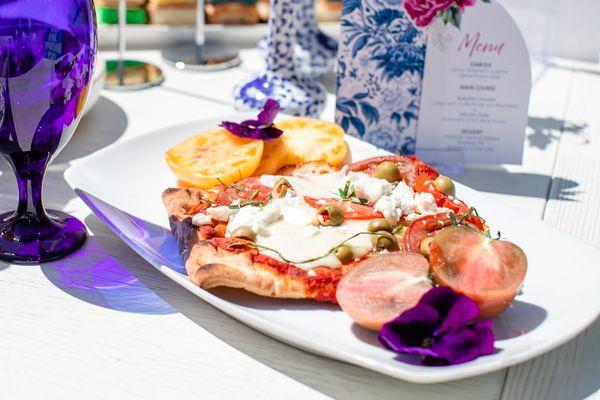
[295,0,337,77]
[256,0,338,78]
[335,0,426,154]
[234,0,326,117]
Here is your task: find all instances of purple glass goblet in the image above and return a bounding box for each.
[0,0,96,263]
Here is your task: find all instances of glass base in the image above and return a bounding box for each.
[0,210,87,264]
[161,43,241,71]
[104,59,164,91]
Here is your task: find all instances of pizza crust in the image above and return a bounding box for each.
[163,161,347,302]
[163,188,316,300]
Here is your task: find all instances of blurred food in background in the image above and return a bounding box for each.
[96,0,342,26]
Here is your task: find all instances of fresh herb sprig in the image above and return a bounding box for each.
[337,181,369,205]
[449,207,490,237]
[229,231,381,265]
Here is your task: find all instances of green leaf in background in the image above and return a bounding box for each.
[441,8,451,25]
[450,5,462,29]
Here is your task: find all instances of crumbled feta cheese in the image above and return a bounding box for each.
[206,205,238,222]
[374,181,443,223]
[373,196,401,223]
[226,203,282,237]
[389,181,418,215]
[307,269,317,277]
[414,192,438,214]
[191,213,212,226]
[342,172,392,203]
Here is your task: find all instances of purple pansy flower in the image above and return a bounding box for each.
[220,99,283,141]
[378,286,495,365]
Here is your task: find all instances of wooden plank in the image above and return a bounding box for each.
[501,70,600,400]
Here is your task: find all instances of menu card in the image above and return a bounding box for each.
[335,0,531,166]
[416,1,531,165]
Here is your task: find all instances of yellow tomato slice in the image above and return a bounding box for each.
[165,128,264,189]
[277,117,347,167]
[253,137,287,176]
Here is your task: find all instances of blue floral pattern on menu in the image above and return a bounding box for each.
[335,0,426,154]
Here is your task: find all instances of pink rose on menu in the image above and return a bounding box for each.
[404,0,481,29]
[454,0,477,12]
[404,0,454,28]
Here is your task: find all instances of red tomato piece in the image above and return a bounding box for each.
[303,197,383,220]
[430,225,527,319]
[403,212,454,252]
[214,177,272,206]
[336,252,433,331]
[413,173,446,206]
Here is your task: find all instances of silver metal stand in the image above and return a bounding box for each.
[161,0,241,71]
[104,0,165,90]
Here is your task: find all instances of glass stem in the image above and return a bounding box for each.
[9,152,51,225]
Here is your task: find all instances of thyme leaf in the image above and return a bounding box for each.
[240,231,381,265]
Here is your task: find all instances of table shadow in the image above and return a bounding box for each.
[527,116,588,151]
[452,169,579,202]
[54,96,128,164]
[41,237,175,315]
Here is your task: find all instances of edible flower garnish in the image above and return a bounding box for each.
[220,99,283,141]
[378,286,495,365]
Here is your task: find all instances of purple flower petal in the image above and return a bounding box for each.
[220,99,283,141]
[431,320,495,364]
[378,304,439,356]
[435,292,480,336]
[256,98,280,126]
[377,286,496,366]
[220,121,248,137]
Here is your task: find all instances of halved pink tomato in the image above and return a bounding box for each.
[336,252,433,331]
[429,225,527,319]
[303,197,383,220]
[214,176,272,206]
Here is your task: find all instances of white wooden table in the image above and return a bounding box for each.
[1,49,599,400]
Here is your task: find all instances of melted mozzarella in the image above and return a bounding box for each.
[191,213,212,226]
[221,171,445,270]
[259,172,345,198]
[226,203,282,237]
[206,205,238,222]
[257,219,373,270]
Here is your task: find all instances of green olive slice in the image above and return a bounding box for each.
[335,245,354,264]
[368,218,392,233]
[374,161,400,183]
[433,175,455,197]
[371,230,399,251]
[317,204,344,226]
[272,178,292,199]
[231,226,256,241]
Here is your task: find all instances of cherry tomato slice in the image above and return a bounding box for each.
[403,212,454,252]
[336,252,433,331]
[303,197,383,220]
[347,155,421,187]
[214,177,272,206]
[430,225,527,318]
[413,173,446,206]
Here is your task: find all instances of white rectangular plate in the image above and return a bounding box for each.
[64,115,600,384]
